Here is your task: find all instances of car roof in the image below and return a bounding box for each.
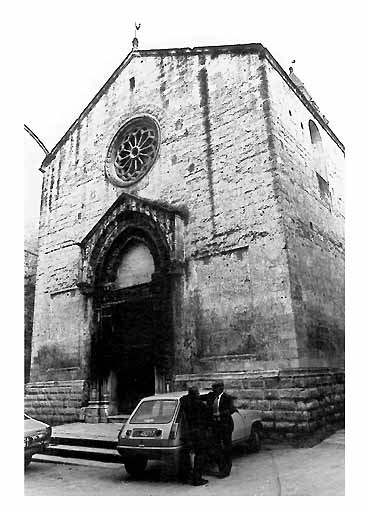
[139,390,209,402]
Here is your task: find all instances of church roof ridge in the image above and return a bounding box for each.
[138,42,263,56]
[40,43,343,170]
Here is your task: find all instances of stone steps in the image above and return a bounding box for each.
[51,435,118,450]
[38,443,123,464]
[107,414,130,424]
[33,420,130,464]
[32,453,120,468]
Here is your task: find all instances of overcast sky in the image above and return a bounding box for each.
[24,0,348,235]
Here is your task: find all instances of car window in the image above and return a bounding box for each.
[130,399,178,424]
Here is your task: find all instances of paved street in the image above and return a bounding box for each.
[24,431,344,496]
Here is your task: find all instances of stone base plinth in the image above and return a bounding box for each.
[24,380,89,426]
[25,368,344,438]
[174,367,345,441]
[82,400,110,423]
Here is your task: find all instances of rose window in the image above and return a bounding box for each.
[107,117,160,186]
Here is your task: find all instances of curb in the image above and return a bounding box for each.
[32,454,123,469]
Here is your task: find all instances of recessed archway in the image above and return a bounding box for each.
[90,213,174,416]
[115,241,155,289]
[79,192,185,422]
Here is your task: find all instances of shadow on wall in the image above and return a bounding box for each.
[192,299,264,360]
[35,345,79,372]
[306,312,344,361]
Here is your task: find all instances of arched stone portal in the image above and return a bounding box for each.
[78,192,185,422]
[95,224,172,416]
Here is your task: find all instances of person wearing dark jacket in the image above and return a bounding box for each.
[204,381,237,478]
[180,386,209,486]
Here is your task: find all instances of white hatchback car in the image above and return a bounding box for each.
[117,391,262,476]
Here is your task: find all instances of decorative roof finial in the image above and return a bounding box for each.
[132,22,141,50]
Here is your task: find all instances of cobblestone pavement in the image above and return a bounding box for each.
[24,431,344,496]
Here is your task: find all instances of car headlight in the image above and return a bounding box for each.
[32,428,51,441]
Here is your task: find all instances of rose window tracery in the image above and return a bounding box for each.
[107,116,160,187]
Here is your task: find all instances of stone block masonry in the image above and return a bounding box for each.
[24,249,38,383]
[174,368,344,442]
[264,57,344,369]
[28,44,344,438]
[32,48,298,384]
[24,380,89,426]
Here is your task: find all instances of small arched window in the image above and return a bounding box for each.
[115,241,155,288]
[309,120,330,208]
[309,120,322,146]
[309,120,328,181]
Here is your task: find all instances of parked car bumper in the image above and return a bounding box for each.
[24,437,50,459]
[117,444,182,462]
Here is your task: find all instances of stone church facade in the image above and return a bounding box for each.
[25,43,344,440]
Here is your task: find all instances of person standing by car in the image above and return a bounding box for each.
[204,381,237,478]
[180,386,210,486]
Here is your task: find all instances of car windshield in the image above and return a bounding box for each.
[130,399,178,424]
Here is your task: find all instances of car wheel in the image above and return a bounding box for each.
[124,456,148,477]
[247,425,261,453]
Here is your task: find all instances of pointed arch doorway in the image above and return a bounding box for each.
[99,240,158,414]
[88,214,175,418]
[79,193,185,422]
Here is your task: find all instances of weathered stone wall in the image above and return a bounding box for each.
[175,368,344,441]
[24,380,89,425]
[24,248,38,382]
[31,275,93,382]
[189,241,297,374]
[29,46,344,433]
[31,49,299,385]
[264,58,345,368]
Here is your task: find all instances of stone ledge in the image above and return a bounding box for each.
[25,380,86,388]
[199,354,257,362]
[174,369,280,383]
[175,367,344,384]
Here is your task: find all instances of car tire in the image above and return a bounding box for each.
[247,425,261,453]
[124,456,148,477]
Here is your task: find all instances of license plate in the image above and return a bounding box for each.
[132,429,157,438]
